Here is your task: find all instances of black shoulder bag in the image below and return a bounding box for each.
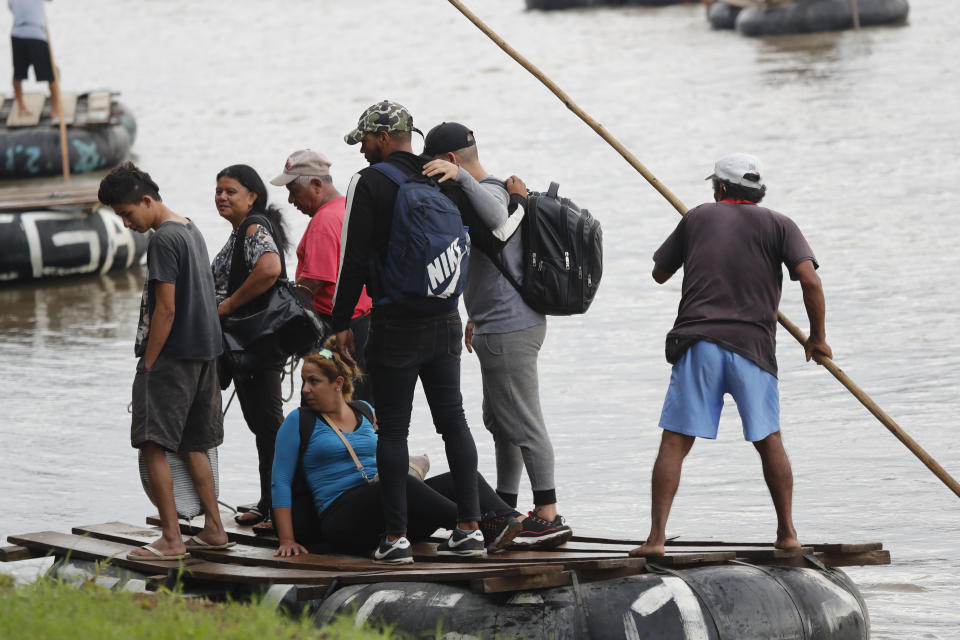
[219,214,327,378]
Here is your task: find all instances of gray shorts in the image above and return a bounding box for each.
[131,354,223,452]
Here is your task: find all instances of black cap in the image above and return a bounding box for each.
[423,122,476,157]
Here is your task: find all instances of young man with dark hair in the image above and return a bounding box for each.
[99,162,233,560]
[631,153,832,557]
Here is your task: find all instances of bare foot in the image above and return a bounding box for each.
[629,543,665,558]
[773,535,802,551]
[193,525,229,547]
[128,536,186,558]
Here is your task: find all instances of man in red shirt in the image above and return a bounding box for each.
[271,150,373,401]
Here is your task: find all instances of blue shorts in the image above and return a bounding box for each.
[659,341,779,442]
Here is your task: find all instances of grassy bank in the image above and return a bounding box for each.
[0,574,391,640]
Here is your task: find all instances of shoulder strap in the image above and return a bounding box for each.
[297,406,316,460]
[371,161,407,187]
[227,213,288,295]
[321,413,372,482]
[347,400,375,426]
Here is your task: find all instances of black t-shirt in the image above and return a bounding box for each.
[653,201,817,376]
[331,151,476,332]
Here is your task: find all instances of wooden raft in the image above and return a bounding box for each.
[2,515,890,598]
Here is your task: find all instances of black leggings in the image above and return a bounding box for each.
[234,366,283,515]
[292,472,514,554]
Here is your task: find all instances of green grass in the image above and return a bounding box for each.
[0,574,392,640]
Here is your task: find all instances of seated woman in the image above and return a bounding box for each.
[271,340,571,562]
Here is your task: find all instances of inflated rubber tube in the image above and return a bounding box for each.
[525,0,688,9]
[0,205,150,282]
[707,1,741,29]
[0,104,136,179]
[310,565,868,639]
[736,0,909,36]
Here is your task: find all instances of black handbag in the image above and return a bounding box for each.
[219,214,327,379]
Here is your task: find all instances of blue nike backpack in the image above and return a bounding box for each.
[372,162,470,304]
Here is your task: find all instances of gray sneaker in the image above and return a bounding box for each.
[437,528,486,557]
[373,535,414,564]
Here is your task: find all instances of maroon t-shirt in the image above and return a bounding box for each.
[653,201,817,376]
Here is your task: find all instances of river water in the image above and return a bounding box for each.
[1,0,958,637]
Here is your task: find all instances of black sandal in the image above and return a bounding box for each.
[234,507,266,526]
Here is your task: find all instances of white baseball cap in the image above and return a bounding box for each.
[706,153,764,189]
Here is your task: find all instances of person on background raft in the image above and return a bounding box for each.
[8,0,60,117]
[99,162,233,560]
[631,153,832,558]
[270,340,572,561]
[211,164,290,528]
[269,149,373,403]
[422,122,573,547]
[331,100,484,564]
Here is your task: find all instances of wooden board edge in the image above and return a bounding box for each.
[471,570,573,594]
[0,545,40,562]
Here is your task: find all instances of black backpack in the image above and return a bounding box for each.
[483,181,603,316]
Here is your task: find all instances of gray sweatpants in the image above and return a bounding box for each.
[472,322,556,503]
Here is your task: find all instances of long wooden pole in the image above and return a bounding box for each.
[44,23,70,181]
[447,0,960,500]
[851,0,862,30]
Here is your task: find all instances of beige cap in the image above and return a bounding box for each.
[270,149,332,186]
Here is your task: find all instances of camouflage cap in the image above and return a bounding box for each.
[344,100,423,145]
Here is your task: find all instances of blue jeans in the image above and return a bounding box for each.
[367,309,481,535]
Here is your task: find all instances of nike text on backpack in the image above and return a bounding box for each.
[485,180,602,316]
[371,162,470,305]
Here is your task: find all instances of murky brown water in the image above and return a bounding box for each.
[2,0,958,636]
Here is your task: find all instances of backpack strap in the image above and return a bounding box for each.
[298,406,317,460]
[227,213,288,296]
[347,400,375,426]
[371,161,407,187]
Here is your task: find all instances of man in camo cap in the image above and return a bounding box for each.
[332,100,492,564]
[343,99,423,150]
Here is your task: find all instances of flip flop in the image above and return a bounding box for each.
[234,507,266,526]
[126,544,190,561]
[185,536,237,551]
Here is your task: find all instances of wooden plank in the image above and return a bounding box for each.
[185,543,549,577]
[471,570,572,594]
[73,522,162,546]
[644,551,737,567]
[7,531,198,574]
[0,195,100,212]
[746,550,892,568]
[5,93,45,127]
[86,91,111,123]
[560,556,646,571]
[146,512,279,548]
[0,545,38,562]
[180,561,336,585]
[0,184,100,202]
[413,542,626,563]
[571,533,883,554]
